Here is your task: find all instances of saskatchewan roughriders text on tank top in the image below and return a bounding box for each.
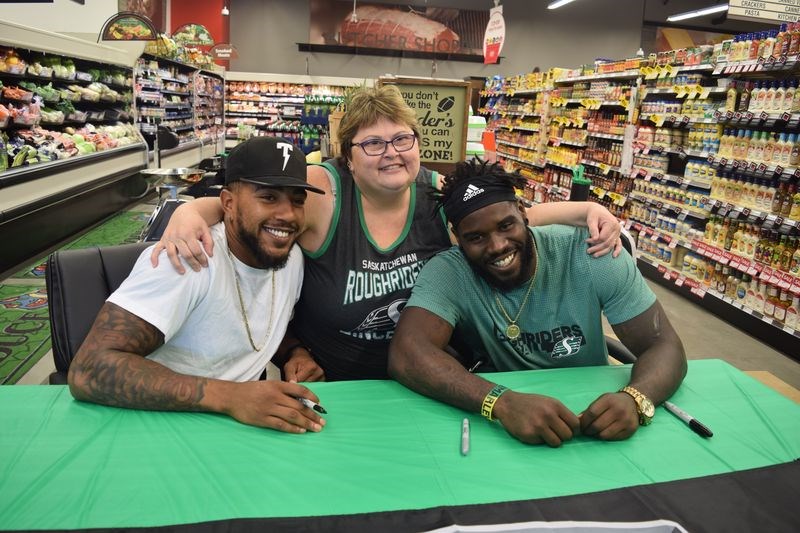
[292,160,451,381]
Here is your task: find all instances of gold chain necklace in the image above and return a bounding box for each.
[493,236,538,341]
[227,248,276,352]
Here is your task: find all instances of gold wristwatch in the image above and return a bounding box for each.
[620,386,655,426]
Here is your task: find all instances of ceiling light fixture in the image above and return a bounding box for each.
[547,0,579,9]
[667,4,728,22]
[351,0,358,23]
[222,2,229,16]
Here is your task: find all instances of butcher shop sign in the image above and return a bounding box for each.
[380,77,468,168]
[309,0,489,60]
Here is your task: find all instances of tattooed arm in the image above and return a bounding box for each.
[68,302,325,433]
[389,307,580,447]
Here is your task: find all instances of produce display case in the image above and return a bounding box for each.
[0,21,149,274]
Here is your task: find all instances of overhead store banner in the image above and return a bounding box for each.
[117,0,166,32]
[728,0,800,24]
[172,23,214,46]
[483,5,505,64]
[379,77,468,167]
[309,0,489,60]
[99,12,157,41]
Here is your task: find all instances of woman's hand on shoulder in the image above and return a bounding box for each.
[585,203,622,258]
[150,202,215,274]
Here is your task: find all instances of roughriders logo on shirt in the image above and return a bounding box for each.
[497,323,586,360]
[550,336,583,359]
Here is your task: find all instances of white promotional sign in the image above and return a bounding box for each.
[483,5,505,64]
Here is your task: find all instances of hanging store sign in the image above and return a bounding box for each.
[728,1,800,24]
[210,43,239,60]
[172,23,214,46]
[307,0,490,62]
[483,5,505,64]
[99,12,157,41]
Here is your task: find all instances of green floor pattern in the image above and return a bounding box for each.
[0,210,150,384]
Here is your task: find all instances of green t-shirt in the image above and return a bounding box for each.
[406,225,656,371]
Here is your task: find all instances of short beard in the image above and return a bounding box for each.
[463,229,535,291]
[236,214,290,270]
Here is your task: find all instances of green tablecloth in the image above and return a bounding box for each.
[1,359,798,530]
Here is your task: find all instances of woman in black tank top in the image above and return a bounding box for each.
[155,86,623,381]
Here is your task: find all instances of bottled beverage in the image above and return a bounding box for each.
[774,289,790,323]
[780,236,797,271]
[725,268,738,299]
[791,242,800,274]
[781,184,796,215]
[738,82,753,111]
[755,279,768,312]
[785,292,800,328]
[783,80,796,112]
[744,273,757,308]
[715,262,726,292]
[771,234,787,268]
[763,132,776,163]
[725,82,738,112]
[764,283,779,317]
[773,80,785,112]
[764,81,776,111]
[772,182,786,214]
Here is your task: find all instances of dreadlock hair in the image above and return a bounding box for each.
[433,158,527,212]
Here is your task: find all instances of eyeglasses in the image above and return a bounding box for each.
[350,133,417,156]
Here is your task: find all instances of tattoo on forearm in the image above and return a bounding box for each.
[71,303,207,411]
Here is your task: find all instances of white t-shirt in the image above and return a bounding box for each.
[107,223,304,382]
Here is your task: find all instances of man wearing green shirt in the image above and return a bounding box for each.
[388,159,686,447]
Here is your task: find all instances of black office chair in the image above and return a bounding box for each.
[45,242,151,384]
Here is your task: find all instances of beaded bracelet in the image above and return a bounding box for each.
[481,384,509,421]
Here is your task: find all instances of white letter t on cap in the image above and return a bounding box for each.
[277,142,293,171]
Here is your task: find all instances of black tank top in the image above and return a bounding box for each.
[293,159,451,381]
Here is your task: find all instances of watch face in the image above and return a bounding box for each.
[642,398,655,419]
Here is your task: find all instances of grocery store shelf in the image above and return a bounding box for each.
[555,69,641,84]
[498,151,544,169]
[497,139,539,150]
[588,132,624,142]
[637,254,800,359]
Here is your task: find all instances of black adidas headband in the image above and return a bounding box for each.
[442,176,518,228]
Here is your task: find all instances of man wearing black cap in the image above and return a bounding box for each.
[388,159,686,447]
[68,137,327,434]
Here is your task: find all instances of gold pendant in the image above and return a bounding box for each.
[506,324,521,340]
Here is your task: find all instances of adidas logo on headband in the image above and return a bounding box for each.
[462,183,485,202]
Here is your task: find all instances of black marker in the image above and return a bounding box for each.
[296,397,327,414]
[663,401,712,438]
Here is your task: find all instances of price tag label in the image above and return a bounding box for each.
[775,216,785,227]
[707,154,716,165]
[651,232,660,241]
[675,85,687,98]
[781,112,792,122]
[773,165,784,176]
[654,115,666,127]
[760,111,769,121]
[669,239,679,249]
[757,163,767,174]
[725,110,734,121]
[675,276,685,287]
[742,208,751,218]
[677,211,689,221]
[720,157,729,167]
[653,172,664,181]
[734,111,743,121]
[656,201,664,210]
[677,146,687,159]
[657,264,667,274]
[599,163,611,175]
[748,162,757,172]
[668,115,678,124]
[699,87,711,99]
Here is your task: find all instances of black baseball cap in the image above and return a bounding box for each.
[224,136,324,194]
